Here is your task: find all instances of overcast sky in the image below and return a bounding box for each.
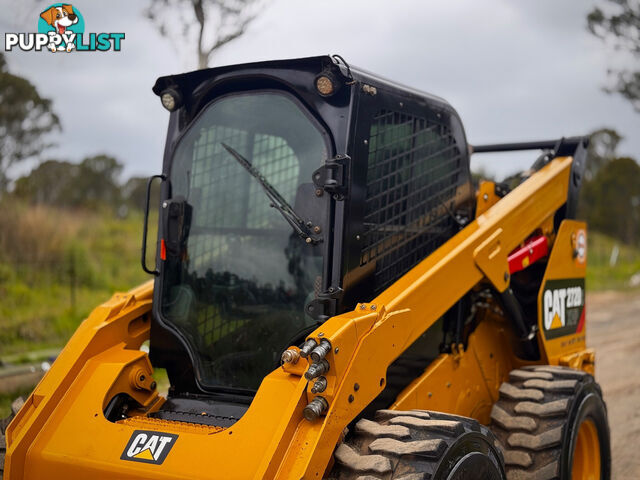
[2,0,639,180]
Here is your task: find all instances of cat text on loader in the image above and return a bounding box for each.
[1,56,610,480]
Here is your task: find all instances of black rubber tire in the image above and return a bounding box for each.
[328,409,506,480]
[489,366,611,480]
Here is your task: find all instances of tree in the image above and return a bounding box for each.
[587,0,640,111]
[76,155,123,206]
[13,160,77,205]
[578,127,624,220]
[145,0,263,69]
[122,176,161,211]
[583,157,640,245]
[585,128,623,180]
[14,155,123,209]
[0,53,60,192]
[578,128,623,222]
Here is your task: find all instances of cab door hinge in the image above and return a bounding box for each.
[312,155,350,200]
[306,286,344,321]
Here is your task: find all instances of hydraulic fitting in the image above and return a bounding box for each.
[299,339,318,358]
[309,339,332,363]
[281,348,300,364]
[304,359,330,380]
[303,396,328,421]
[310,376,327,394]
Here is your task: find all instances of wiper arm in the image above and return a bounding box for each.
[221,143,321,244]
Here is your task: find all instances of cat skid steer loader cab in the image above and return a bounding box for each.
[2,55,610,480]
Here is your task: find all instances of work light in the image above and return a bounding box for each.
[315,74,336,96]
[160,88,182,111]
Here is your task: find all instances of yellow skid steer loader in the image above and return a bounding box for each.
[1,55,609,480]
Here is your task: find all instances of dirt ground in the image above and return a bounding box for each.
[588,290,640,478]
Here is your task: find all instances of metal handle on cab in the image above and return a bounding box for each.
[141,173,167,276]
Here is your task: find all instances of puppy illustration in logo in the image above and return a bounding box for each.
[39,4,78,52]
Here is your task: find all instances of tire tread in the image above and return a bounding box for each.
[490,366,605,480]
[330,410,504,480]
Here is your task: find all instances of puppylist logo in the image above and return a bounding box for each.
[4,4,124,53]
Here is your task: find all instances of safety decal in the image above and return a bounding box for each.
[121,430,178,465]
[574,229,587,266]
[541,278,585,340]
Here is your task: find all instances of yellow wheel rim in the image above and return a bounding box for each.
[572,418,601,480]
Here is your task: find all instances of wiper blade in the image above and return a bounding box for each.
[220,143,321,244]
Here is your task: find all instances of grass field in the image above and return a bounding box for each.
[0,201,157,356]
[0,203,638,416]
[586,231,640,290]
[0,204,637,355]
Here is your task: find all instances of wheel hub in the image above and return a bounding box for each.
[572,417,601,480]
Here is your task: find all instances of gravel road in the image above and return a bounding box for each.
[588,290,640,478]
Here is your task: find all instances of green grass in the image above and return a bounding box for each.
[0,203,158,413]
[0,204,157,356]
[586,231,640,291]
[0,202,638,407]
[0,211,637,354]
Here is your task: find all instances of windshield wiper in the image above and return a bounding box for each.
[220,143,321,244]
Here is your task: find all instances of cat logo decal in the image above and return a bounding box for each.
[541,278,585,340]
[121,430,178,465]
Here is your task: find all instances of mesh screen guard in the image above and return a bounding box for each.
[361,109,471,294]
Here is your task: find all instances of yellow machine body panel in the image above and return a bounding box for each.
[390,317,512,424]
[536,220,592,372]
[4,155,595,480]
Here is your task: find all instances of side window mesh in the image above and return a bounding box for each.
[361,109,466,294]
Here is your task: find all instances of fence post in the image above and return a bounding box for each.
[69,251,76,312]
